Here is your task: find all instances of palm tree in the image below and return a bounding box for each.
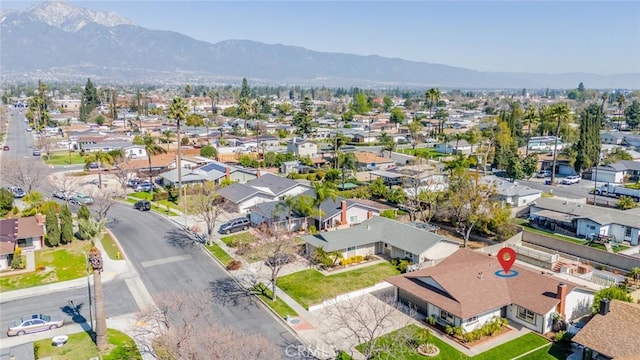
[523,104,538,156]
[313,182,337,232]
[453,133,466,155]
[168,97,188,196]
[549,102,571,185]
[377,132,395,158]
[338,152,357,189]
[439,132,454,155]
[208,89,219,115]
[88,245,107,351]
[161,129,175,151]
[83,151,114,189]
[238,98,252,136]
[617,94,626,130]
[600,92,609,116]
[140,133,167,189]
[425,88,441,118]
[275,195,298,236]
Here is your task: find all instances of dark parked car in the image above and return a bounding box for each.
[134,200,151,211]
[218,217,251,234]
[3,145,9,151]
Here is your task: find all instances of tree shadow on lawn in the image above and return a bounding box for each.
[208,277,260,311]
[164,228,198,249]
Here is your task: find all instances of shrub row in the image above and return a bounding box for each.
[339,255,365,266]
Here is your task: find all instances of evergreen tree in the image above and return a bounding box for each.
[574,104,602,173]
[45,207,60,247]
[293,96,314,134]
[60,205,74,244]
[78,204,91,220]
[625,99,640,129]
[80,78,99,122]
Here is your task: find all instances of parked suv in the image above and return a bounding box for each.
[218,217,251,234]
[561,175,581,185]
[133,200,151,211]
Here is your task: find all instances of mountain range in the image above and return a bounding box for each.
[1,1,638,89]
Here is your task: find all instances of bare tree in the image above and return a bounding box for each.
[191,181,227,240]
[48,174,80,205]
[89,187,116,221]
[111,160,135,198]
[0,159,49,192]
[134,291,282,359]
[263,237,299,301]
[319,294,415,359]
[35,134,57,159]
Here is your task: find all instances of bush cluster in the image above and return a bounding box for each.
[391,257,413,273]
[152,191,169,202]
[339,255,365,266]
[226,260,242,270]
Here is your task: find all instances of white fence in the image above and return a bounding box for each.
[308,281,394,312]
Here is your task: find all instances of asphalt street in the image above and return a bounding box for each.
[106,203,300,349]
[0,280,138,339]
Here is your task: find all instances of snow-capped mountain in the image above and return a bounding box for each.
[6,0,134,32]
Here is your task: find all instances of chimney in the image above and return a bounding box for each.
[340,200,347,225]
[556,283,568,320]
[599,298,610,316]
[225,166,230,181]
[367,211,373,219]
[36,213,45,226]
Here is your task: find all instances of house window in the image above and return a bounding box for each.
[517,306,536,324]
[466,316,478,324]
[347,246,356,252]
[439,310,455,324]
[625,227,632,238]
[588,224,596,230]
[17,237,34,248]
[349,216,358,224]
[404,251,414,260]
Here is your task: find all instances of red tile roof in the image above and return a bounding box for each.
[386,248,580,319]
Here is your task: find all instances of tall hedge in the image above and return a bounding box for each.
[60,205,74,244]
[45,207,60,247]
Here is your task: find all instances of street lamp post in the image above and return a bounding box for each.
[83,252,94,331]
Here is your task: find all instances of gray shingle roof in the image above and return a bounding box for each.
[216,183,261,203]
[303,216,446,254]
[482,175,542,197]
[531,198,640,228]
[248,173,303,196]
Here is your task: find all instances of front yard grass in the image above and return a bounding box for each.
[253,282,298,319]
[358,325,558,360]
[100,231,121,260]
[220,232,257,247]
[278,262,401,309]
[44,151,85,165]
[129,192,153,200]
[0,240,92,292]
[205,242,234,265]
[34,328,141,360]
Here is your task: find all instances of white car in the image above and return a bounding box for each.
[536,170,551,178]
[561,175,581,185]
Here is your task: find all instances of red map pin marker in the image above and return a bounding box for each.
[497,248,516,274]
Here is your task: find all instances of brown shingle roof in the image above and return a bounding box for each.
[354,152,394,165]
[386,248,579,319]
[0,219,18,255]
[572,300,640,360]
[17,216,44,239]
[126,153,176,169]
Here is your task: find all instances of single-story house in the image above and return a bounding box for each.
[217,173,313,213]
[312,198,386,231]
[281,161,300,175]
[528,136,565,152]
[572,299,640,360]
[0,216,46,270]
[124,153,177,176]
[354,152,396,171]
[435,139,472,155]
[624,135,640,148]
[303,216,460,263]
[386,248,594,334]
[600,131,625,145]
[80,141,134,153]
[481,176,542,207]
[159,160,257,187]
[591,160,640,183]
[529,198,640,245]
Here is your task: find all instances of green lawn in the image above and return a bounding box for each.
[278,262,401,309]
[0,241,92,292]
[220,232,257,247]
[205,242,234,265]
[100,232,122,260]
[517,343,571,360]
[253,283,299,319]
[34,329,141,360]
[129,192,153,200]
[44,151,85,165]
[358,325,561,360]
[398,148,445,159]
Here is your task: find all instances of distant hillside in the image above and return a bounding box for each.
[1,1,638,89]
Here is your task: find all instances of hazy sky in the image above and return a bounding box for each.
[5,1,640,75]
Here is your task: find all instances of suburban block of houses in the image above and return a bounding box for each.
[386,248,594,334]
[529,198,640,245]
[0,216,46,270]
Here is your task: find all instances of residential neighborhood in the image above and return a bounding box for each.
[0,3,639,358]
